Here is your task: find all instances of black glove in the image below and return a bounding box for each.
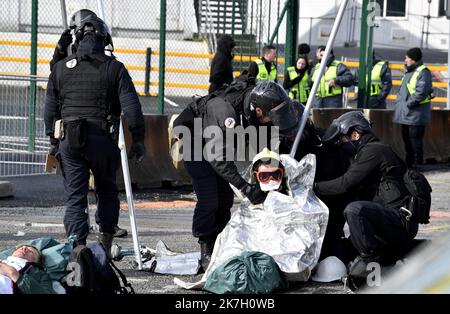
[57,29,72,53]
[49,137,59,156]
[129,141,145,163]
[241,183,267,205]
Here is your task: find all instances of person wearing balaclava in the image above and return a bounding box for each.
[48,9,130,239]
[44,14,145,257]
[208,34,236,93]
[393,47,433,170]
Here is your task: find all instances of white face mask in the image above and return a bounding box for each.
[259,180,282,192]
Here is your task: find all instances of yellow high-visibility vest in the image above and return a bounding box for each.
[369,61,386,96]
[311,60,342,98]
[401,64,431,104]
[286,66,310,103]
[255,58,277,81]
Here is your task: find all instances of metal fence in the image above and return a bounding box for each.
[0,74,49,177]
[0,0,289,102]
[0,0,447,177]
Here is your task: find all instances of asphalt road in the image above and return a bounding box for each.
[1,164,450,294]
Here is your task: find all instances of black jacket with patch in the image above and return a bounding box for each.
[315,133,410,210]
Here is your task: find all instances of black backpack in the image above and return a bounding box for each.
[403,168,432,224]
[173,73,256,129]
[63,243,134,295]
[220,73,256,111]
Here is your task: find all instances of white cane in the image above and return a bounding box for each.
[290,0,350,157]
[118,120,143,270]
[97,0,143,270]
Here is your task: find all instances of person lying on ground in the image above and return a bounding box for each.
[0,245,55,294]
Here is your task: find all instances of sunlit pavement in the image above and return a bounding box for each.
[1,164,449,294]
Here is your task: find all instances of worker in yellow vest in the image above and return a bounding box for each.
[283,55,311,104]
[248,45,278,82]
[368,57,392,109]
[309,46,354,108]
[393,47,433,169]
[356,51,392,109]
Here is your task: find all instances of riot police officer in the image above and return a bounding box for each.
[315,111,417,279]
[49,9,129,238]
[174,79,288,271]
[44,14,145,255]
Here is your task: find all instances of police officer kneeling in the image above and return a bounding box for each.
[314,111,418,279]
[44,15,145,255]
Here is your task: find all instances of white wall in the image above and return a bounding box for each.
[296,0,449,50]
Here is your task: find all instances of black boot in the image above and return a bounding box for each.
[98,232,114,259]
[114,225,128,238]
[347,255,380,290]
[199,237,215,272]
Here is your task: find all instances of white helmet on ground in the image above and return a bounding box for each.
[311,256,347,283]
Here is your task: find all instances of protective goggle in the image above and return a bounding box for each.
[255,168,284,183]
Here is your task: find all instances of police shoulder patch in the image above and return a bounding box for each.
[66,59,77,69]
[224,117,236,129]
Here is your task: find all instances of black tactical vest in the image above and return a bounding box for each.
[57,53,112,120]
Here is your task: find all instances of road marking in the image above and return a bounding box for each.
[13,222,64,228]
[124,200,196,209]
[430,211,450,219]
[89,200,197,210]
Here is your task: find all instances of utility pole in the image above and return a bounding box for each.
[157,0,167,115]
[285,0,299,68]
[28,0,38,152]
[357,0,369,108]
[365,0,376,108]
[446,0,450,109]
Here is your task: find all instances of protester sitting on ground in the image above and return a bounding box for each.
[251,148,289,198]
[0,245,55,294]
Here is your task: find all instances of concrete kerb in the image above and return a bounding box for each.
[0,181,14,198]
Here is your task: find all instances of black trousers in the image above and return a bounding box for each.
[184,160,234,241]
[367,96,386,109]
[319,195,358,265]
[59,134,121,244]
[401,124,426,168]
[344,201,418,260]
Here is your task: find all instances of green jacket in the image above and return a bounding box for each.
[15,263,56,294]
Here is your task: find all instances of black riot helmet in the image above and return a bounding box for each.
[70,9,113,49]
[249,81,289,116]
[69,9,97,29]
[269,99,303,133]
[322,111,372,143]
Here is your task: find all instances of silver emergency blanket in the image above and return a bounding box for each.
[142,240,201,275]
[175,153,329,290]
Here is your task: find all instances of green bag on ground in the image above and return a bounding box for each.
[0,236,75,281]
[204,251,287,294]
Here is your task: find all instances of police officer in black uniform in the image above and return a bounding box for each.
[44,14,145,255]
[314,111,418,279]
[49,9,129,238]
[175,79,288,271]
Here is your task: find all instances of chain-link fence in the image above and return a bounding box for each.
[0,74,48,176]
[0,0,290,103]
